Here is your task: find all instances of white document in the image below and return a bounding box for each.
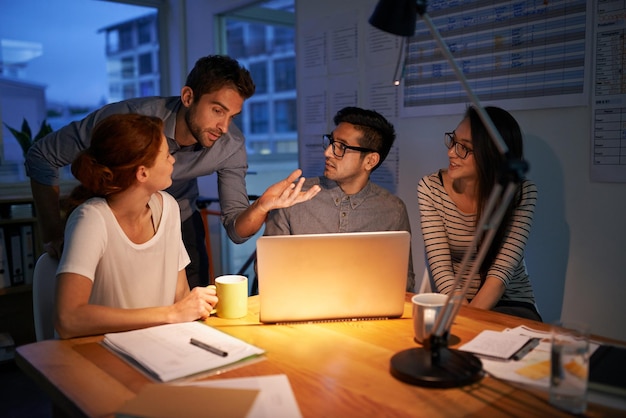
[458,329,532,360]
[103,321,265,382]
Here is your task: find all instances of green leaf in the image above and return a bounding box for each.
[21,118,32,138]
[34,120,53,142]
[3,118,53,156]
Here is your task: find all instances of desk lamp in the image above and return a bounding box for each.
[369,0,529,388]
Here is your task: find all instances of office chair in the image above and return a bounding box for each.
[32,253,58,341]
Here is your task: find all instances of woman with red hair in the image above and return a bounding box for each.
[55,113,217,339]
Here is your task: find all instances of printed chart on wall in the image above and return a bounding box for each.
[592,0,626,182]
[298,7,402,193]
[400,0,590,117]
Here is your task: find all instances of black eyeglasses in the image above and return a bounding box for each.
[322,134,377,158]
[444,132,473,159]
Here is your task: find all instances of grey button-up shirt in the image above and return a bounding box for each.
[25,96,251,244]
[264,176,415,290]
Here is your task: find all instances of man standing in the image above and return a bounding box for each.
[26,55,319,288]
[264,107,414,290]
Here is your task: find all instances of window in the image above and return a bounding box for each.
[248,24,267,56]
[226,25,245,58]
[274,57,296,92]
[121,57,135,79]
[140,80,156,97]
[250,102,269,134]
[0,0,160,189]
[249,62,268,94]
[107,30,120,54]
[273,26,294,52]
[138,19,153,45]
[274,99,297,133]
[122,83,137,100]
[138,52,153,75]
[118,26,134,51]
[219,2,297,162]
[216,0,297,278]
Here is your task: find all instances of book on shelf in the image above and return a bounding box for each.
[7,227,24,285]
[102,321,265,382]
[0,228,10,289]
[20,224,35,285]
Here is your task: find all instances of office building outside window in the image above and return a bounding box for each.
[0,2,157,187]
[101,13,160,103]
[223,16,297,160]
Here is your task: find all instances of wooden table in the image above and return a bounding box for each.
[16,294,624,417]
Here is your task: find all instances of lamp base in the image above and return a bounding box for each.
[390,347,484,388]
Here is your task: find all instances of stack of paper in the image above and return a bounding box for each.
[103,321,265,382]
[458,329,535,360]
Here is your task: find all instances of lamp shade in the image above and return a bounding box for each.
[368,0,419,37]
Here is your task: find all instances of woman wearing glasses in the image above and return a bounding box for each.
[417,106,541,321]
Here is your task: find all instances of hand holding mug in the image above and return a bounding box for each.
[208,275,249,319]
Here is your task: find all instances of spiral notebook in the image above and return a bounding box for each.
[256,231,410,323]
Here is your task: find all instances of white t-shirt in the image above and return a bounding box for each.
[58,191,190,309]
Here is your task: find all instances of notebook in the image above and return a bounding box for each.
[256,231,410,323]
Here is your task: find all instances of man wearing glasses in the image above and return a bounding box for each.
[263,106,415,291]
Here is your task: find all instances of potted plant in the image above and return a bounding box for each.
[3,118,53,158]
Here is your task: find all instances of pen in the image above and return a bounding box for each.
[189,338,228,357]
[512,338,541,361]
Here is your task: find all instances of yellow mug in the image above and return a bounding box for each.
[208,275,248,319]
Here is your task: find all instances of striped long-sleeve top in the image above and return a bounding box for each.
[417,170,537,305]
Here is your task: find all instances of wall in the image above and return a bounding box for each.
[295,0,626,340]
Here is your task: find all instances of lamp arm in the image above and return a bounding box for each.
[418,12,508,156]
[432,181,519,338]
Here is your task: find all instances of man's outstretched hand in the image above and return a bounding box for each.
[256,169,321,212]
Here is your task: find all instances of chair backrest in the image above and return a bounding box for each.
[32,253,59,341]
[418,267,434,294]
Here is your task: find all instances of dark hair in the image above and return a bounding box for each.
[333,106,395,171]
[185,55,255,102]
[465,105,525,281]
[67,114,164,215]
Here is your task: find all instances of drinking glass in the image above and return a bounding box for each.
[549,321,590,414]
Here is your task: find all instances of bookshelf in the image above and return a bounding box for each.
[0,195,40,347]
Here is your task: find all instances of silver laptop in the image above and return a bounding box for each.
[256,231,410,323]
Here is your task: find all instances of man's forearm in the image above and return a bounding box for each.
[233,199,268,239]
[30,179,64,244]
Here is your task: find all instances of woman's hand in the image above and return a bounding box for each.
[170,286,218,322]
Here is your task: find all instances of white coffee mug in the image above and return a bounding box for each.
[412,293,448,344]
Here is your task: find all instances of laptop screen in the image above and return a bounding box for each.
[256,231,410,323]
